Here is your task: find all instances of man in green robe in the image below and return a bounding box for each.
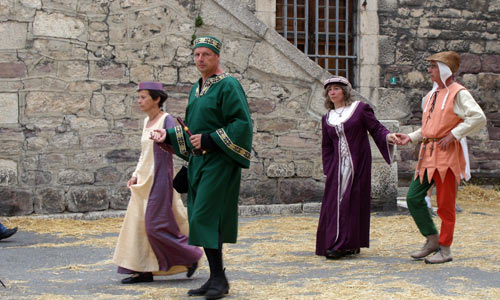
[151,36,252,299]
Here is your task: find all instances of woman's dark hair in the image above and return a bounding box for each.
[140,89,168,110]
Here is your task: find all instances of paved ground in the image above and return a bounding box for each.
[1,190,500,299]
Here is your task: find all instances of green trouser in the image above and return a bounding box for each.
[406,171,438,237]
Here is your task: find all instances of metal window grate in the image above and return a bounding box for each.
[276,0,355,81]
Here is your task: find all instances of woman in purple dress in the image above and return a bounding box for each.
[113,82,203,283]
[316,76,398,259]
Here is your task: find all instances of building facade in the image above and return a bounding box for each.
[0,0,498,215]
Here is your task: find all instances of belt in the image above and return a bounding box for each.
[422,137,443,144]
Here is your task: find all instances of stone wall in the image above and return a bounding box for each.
[0,0,399,216]
[377,0,500,185]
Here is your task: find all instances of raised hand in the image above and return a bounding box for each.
[437,133,456,151]
[394,133,411,146]
[387,133,400,145]
[150,129,166,143]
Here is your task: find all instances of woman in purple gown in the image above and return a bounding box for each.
[113,82,203,283]
[316,76,398,259]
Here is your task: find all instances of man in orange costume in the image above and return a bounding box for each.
[396,51,486,264]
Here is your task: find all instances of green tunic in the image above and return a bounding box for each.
[167,73,253,249]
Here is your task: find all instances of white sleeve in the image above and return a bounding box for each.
[450,90,487,140]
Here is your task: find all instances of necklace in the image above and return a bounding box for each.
[147,110,162,127]
[332,105,346,117]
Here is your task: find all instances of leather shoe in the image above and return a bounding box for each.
[121,272,153,284]
[325,248,345,259]
[344,248,360,256]
[188,278,212,296]
[0,227,17,241]
[186,262,198,278]
[205,275,229,300]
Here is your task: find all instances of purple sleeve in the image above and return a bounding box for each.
[360,103,392,164]
[321,114,335,175]
[159,114,176,153]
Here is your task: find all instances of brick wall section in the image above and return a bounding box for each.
[378,0,500,185]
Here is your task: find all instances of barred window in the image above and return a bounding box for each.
[276,0,356,81]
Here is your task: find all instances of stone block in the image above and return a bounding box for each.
[0,159,17,186]
[278,135,309,148]
[78,0,108,14]
[25,136,47,151]
[478,73,500,90]
[50,132,80,150]
[109,185,130,209]
[295,160,314,177]
[179,66,199,84]
[249,41,309,79]
[91,93,106,116]
[34,187,65,214]
[221,38,254,71]
[0,93,18,124]
[458,54,481,74]
[482,55,500,73]
[266,161,294,178]
[67,187,109,212]
[95,166,121,183]
[57,60,89,79]
[158,66,178,85]
[67,116,109,130]
[82,132,125,149]
[371,162,398,211]
[113,118,140,131]
[256,118,296,132]
[33,11,86,39]
[21,170,52,185]
[90,60,126,80]
[104,94,128,117]
[358,35,379,65]
[377,88,412,120]
[486,41,500,53]
[278,178,323,204]
[379,36,396,65]
[67,81,101,92]
[239,179,279,205]
[360,10,379,35]
[0,22,28,49]
[247,98,275,114]
[73,151,106,166]
[105,149,140,163]
[0,62,25,78]
[0,188,33,216]
[25,92,90,115]
[130,64,155,83]
[461,74,477,89]
[58,170,94,185]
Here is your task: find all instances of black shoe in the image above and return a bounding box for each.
[345,248,360,256]
[0,227,17,241]
[120,272,153,284]
[325,248,345,259]
[188,278,212,296]
[204,275,229,300]
[187,262,198,278]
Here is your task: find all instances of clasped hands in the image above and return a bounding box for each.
[149,129,203,149]
[392,132,456,151]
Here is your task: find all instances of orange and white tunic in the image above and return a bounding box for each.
[408,82,486,184]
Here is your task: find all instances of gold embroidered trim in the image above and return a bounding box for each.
[195,73,230,97]
[175,125,188,157]
[216,128,251,161]
[194,37,222,52]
